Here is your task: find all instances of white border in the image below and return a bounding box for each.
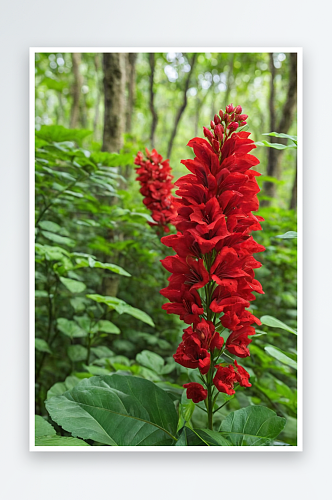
[30,47,303,452]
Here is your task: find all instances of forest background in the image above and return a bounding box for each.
[34,51,298,446]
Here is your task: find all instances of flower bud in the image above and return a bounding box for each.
[225,114,231,123]
[227,122,239,132]
[214,124,224,141]
[235,105,242,114]
[203,126,214,142]
[226,103,235,113]
[238,114,248,122]
[210,120,215,129]
[240,121,247,126]
[231,113,235,120]
[212,139,220,152]
[219,109,224,119]
[214,114,221,125]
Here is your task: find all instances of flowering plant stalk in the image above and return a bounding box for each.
[134,148,177,234]
[160,105,265,430]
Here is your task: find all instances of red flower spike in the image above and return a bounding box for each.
[160,104,264,407]
[134,149,176,233]
[183,383,207,403]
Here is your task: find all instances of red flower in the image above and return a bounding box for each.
[135,148,176,232]
[183,383,207,403]
[161,255,210,291]
[213,365,236,395]
[226,326,255,358]
[160,104,265,405]
[234,360,251,387]
[173,334,210,375]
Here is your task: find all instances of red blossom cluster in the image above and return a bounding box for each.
[160,104,265,403]
[134,148,177,233]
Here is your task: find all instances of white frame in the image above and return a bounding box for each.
[30,47,303,452]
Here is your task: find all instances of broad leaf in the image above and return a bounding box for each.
[255,140,297,150]
[219,406,286,446]
[47,376,81,400]
[60,277,86,293]
[36,125,92,144]
[41,231,75,247]
[260,315,297,335]
[262,132,297,144]
[35,338,52,354]
[45,374,178,446]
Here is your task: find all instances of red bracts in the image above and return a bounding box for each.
[160,105,265,401]
[134,148,177,233]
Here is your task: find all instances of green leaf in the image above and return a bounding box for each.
[91,346,115,359]
[262,132,297,144]
[39,220,61,233]
[255,140,296,150]
[45,374,178,446]
[94,320,120,334]
[136,350,164,373]
[35,415,56,437]
[193,429,231,446]
[177,391,195,432]
[36,125,92,144]
[57,318,86,338]
[67,344,88,362]
[275,231,297,239]
[264,346,297,369]
[260,315,297,335]
[92,261,131,276]
[219,406,286,446]
[86,294,155,327]
[47,382,67,400]
[41,231,75,247]
[60,277,86,293]
[35,338,52,354]
[35,436,90,446]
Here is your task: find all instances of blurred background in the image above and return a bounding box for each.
[35,52,297,445]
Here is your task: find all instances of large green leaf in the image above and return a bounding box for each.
[76,256,131,277]
[86,294,155,327]
[94,320,120,334]
[60,277,86,293]
[219,406,286,446]
[264,345,297,369]
[41,231,75,247]
[260,315,297,335]
[47,376,81,400]
[45,375,178,446]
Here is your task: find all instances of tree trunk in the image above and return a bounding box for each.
[167,53,197,158]
[262,53,297,206]
[126,53,137,134]
[102,53,126,153]
[101,53,127,298]
[289,156,297,210]
[93,54,102,140]
[70,53,82,128]
[149,53,158,148]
